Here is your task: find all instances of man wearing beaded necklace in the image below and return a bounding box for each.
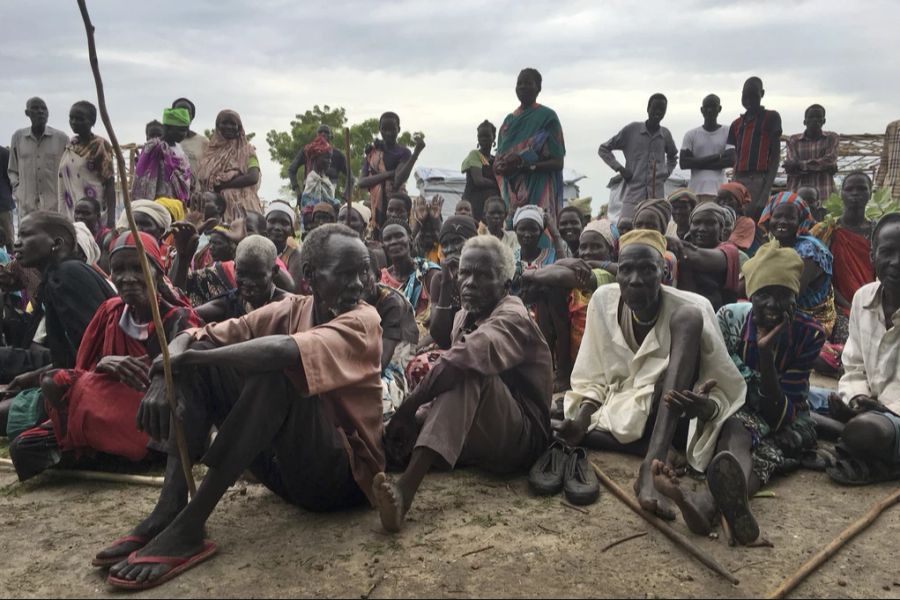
[555,230,745,521]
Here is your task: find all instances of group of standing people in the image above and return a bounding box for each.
[0,67,899,591]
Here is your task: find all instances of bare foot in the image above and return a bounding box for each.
[650,459,714,535]
[372,472,408,533]
[634,461,676,520]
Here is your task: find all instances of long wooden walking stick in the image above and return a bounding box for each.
[344,127,352,226]
[590,461,739,585]
[766,485,900,599]
[77,0,196,496]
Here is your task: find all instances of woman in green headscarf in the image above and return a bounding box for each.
[131,107,192,205]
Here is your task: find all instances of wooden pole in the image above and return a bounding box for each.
[76,0,195,496]
[344,127,352,226]
[766,485,900,599]
[0,458,164,487]
[590,461,739,585]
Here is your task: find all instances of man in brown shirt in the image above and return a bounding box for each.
[100,224,384,590]
[373,235,553,532]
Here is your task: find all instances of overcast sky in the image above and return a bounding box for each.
[3,0,899,208]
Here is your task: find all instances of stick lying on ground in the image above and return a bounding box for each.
[590,460,739,585]
[766,485,900,599]
[76,0,195,496]
[0,458,164,487]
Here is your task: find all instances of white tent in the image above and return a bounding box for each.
[414,167,587,220]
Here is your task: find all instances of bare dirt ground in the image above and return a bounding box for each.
[2,376,899,598]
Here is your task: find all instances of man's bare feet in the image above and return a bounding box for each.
[650,459,715,535]
[372,472,408,533]
[634,461,676,520]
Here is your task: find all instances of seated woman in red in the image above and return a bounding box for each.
[8,232,201,481]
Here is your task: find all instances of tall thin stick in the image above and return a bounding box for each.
[77,0,195,496]
[590,461,739,585]
[344,127,352,225]
[766,485,900,599]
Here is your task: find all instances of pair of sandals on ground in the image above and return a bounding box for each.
[528,440,600,505]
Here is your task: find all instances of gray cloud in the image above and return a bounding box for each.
[2,0,899,206]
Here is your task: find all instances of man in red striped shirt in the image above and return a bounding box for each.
[727,77,782,220]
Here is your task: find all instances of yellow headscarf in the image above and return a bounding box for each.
[155,197,186,223]
[742,242,803,297]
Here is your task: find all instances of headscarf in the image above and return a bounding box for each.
[197,110,259,219]
[265,200,296,227]
[690,202,729,228]
[155,197,185,223]
[582,219,615,249]
[110,231,166,273]
[313,202,336,218]
[161,107,190,127]
[633,198,672,232]
[719,182,752,207]
[512,205,543,229]
[565,197,592,218]
[73,221,101,266]
[116,199,172,232]
[667,188,698,208]
[742,242,803,297]
[619,229,667,258]
[439,215,478,244]
[304,133,333,164]
[338,203,372,234]
[758,191,816,236]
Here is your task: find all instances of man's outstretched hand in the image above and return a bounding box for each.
[664,379,718,421]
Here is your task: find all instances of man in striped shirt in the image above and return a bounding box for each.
[784,105,839,201]
[727,77,782,220]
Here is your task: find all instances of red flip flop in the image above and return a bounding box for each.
[106,540,218,590]
[92,535,150,568]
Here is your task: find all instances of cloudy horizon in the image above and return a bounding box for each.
[3,0,899,209]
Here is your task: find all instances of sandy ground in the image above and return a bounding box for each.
[2,377,900,598]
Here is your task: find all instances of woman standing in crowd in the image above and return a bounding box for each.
[131,108,192,205]
[495,68,565,219]
[460,120,500,222]
[198,110,261,221]
[58,101,116,227]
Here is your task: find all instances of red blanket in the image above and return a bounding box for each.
[831,228,874,315]
[48,298,193,461]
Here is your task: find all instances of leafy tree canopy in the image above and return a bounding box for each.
[266,105,419,196]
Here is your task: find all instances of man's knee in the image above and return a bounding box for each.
[843,412,896,460]
[669,304,704,337]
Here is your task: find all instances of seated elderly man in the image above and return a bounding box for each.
[825,214,900,485]
[195,235,292,323]
[555,230,746,520]
[99,224,383,590]
[373,235,553,532]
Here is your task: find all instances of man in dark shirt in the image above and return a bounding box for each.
[727,77,782,220]
[373,235,552,532]
[0,146,17,251]
[288,124,351,200]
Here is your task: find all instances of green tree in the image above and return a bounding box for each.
[266,105,418,199]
